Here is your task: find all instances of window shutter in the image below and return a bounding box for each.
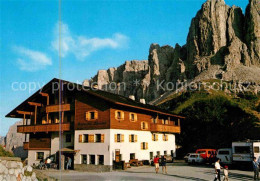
[141,143,143,150]
[134,135,137,142]
[156,134,158,141]
[145,142,148,150]
[121,134,124,142]
[135,114,137,122]
[89,134,94,143]
[95,111,98,119]
[121,112,124,120]
[101,134,104,143]
[166,135,168,141]
[86,112,89,120]
[79,135,83,143]
[129,135,131,142]
[163,134,165,141]
[152,134,154,141]
[114,134,117,142]
[115,111,117,120]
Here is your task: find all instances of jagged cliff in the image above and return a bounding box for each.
[87,0,260,103]
[1,121,28,159]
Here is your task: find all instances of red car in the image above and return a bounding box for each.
[196,149,217,163]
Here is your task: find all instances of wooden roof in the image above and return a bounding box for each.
[6,78,185,119]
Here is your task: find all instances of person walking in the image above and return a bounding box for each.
[67,157,72,170]
[153,155,160,174]
[223,165,229,181]
[253,157,259,180]
[161,155,167,174]
[214,158,222,181]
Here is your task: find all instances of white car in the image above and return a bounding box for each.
[188,153,204,164]
[184,153,192,162]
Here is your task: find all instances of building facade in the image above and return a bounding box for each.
[6,78,183,170]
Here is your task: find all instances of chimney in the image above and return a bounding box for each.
[129,95,135,101]
[140,98,146,104]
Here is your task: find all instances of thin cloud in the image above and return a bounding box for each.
[51,22,129,60]
[14,46,52,72]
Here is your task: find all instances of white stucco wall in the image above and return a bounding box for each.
[74,129,111,165]
[28,150,50,166]
[74,129,176,166]
[51,132,74,155]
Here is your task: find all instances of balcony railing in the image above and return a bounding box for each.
[23,142,29,150]
[150,124,181,133]
[46,104,71,113]
[17,123,71,133]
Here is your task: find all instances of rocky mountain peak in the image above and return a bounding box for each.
[88,0,260,103]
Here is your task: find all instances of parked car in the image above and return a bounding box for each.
[196,149,217,163]
[188,153,204,164]
[217,148,232,165]
[184,153,192,162]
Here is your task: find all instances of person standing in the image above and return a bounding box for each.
[214,158,222,181]
[161,155,167,174]
[153,155,160,174]
[67,157,72,170]
[253,157,259,180]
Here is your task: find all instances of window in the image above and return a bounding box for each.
[86,111,98,120]
[114,134,124,142]
[130,153,135,160]
[115,110,124,120]
[157,151,160,156]
[152,134,158,141]
[164,151,167,155]
[162,119,169,125]
[97,155,104,165]
[36,152,44,160]
[218,151,230,155]
[84,134,89,143]
[78,134,94,143]
[81,155,87,164]
[151,117,157,124]
[89,155,95,165]
[150,152,154,160]
[163,134,168,141]
[234,146,250,154]
[175,119,180,126]
[129,134,137,143]
[95,134,104,143]
[66,134,72,143]
[254,147,260,153]
[129,113,137,122]
[141,142,148,150]
[141,121,148,130]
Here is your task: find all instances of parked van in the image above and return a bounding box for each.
[196,149,217,163]
[232,141,260,164]
[217,148,232,165]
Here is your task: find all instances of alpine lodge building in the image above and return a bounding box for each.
[6,78,184,171]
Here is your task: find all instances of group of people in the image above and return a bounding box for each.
[214,158,229,181]
[153,155,167,174]
[214,157,260,181]
[39,157,52,170]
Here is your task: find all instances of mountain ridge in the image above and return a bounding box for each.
[87,0,260,103]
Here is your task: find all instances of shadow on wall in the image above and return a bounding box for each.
[12,146,28,160]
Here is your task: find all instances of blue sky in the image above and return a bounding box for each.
[0,0,248,136]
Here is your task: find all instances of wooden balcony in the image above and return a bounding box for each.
[46,104,71,113]
[23,142,29,150]
[17,123,71,133]
[150,124,181,133]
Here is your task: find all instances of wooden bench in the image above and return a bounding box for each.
[129,159,139,166]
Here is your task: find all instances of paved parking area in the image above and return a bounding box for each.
[44,163,253,181]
